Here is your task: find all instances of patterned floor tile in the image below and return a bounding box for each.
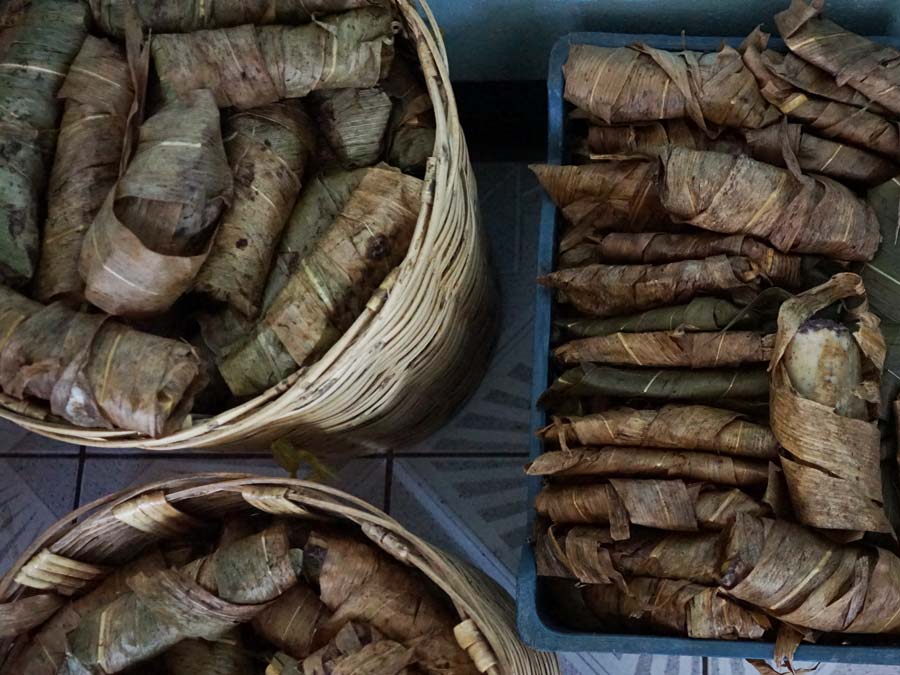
[710,657,900,675]
[0,418,80,455]
[0,457,79,577]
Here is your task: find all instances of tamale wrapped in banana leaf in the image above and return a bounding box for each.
[741,30,900,161]
[587,119,744,157]
[660,148,881,261]
[303,532,478,675]
[0,285,205,437]
[151,8,395,110]
[534,479,699,536]
[193,102,316,318]
[540,364,769,406]
[695,487,770,529]
[33,37,133,305]
[219,167,421,397]
[769,49,888,110]
[863,178,900,324]
[539,404,778,459]
[164,632,254,675]
[556,297,753,338]
[770,273,893,535]
[539,255,762,318]
[251,584,331,658]
[554,330,774,368]
[382,56,436,172]
[0,0,88,286]
[314,87,393,168]
[562,232,802,287]
[563,43,779,130]
[59,525,299,674]
[774,0,900,116]
[529,447,770,487]
[89,0,384,37]
[80,89,233,318]
[583,577,770,639]
[530,161,668,233]
[723,514,900,634]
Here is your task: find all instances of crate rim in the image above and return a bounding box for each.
[517,29,900,665]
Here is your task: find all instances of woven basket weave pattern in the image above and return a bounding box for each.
[0,0,496,451]
[0,474,559,675]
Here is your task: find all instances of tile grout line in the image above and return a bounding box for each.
[72,445,86,509]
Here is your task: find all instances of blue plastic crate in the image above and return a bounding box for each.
[518,31,900,665]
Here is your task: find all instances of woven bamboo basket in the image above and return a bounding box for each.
[0,474,558,674]
[0,0,496,451]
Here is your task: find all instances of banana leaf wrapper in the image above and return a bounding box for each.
[863,178,900,324]
[556,297,752,338]
[193,102,316,319]
[563,43,778,130]
[303,531,477,675]
[660,147,881,261]
[219,168,421,397]
[164,632,253,675]
[33,37,133,305]
[0,285,205,437]
[554,330,774,369]
[533,479,699,536]
[723,514,900,634]
[64,524,300,674]
[547,525,726,586]
[530,161,669,234]
[741,30,900,161]
[540,363,770,406]
[583,577,770,640]
[539,255,762,318]
[0,0,88,286]
[770,49,889,111]
[539,404,778,459]
[6,551,167,675]
[770,273,893,535]
[90,0,383,37]
[563,232,802,287]
[80,88,233,318]
[314,87,393,169]
[589,120,898,186]
[529,447,770,487]
[382,55,435,172]
[696,487,770,529]
[774,0,900,116]
[151,8,394,110]
[263,168,367,311]
[251,583,331,659]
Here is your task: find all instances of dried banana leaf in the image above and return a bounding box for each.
[770,272,893,534]
[554,330,774,369]
[723,514,900,634]
[0,0,88,286]
[564,232,802,287]
[90,0,383,36]
[563,43,778,130]
[770,50,888,110]
[0,285,205,436]
[164,632,253,675]
[775,0,900,116]
[540,363,770,406]
[193,102,316,318]
[382,56,435,172]
[530,161,668,233]
[80,88,233,318]
[863,177,900,323]
[274,623,415,675]
[539,404,778,459]
[32,37,132,305]
[528,447,770,487]
[251,584,331,658]
[65,524,299,673]
[534,479,698,534]
[7,551,167,675]
[152,8,394,110]
[695,487,770,529]
[583,577,770,639]
[304,531,477,675]
[314,87,393,168]
[587,119,744,156]
[556,297,752,338]
[660,147,881,261]
[219,167,421,396]
[539,255,762,318]
[741,30,900,161]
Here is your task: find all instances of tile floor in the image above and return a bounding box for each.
[1,163,898,675]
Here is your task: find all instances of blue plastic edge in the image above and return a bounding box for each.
[516,30,900,664]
